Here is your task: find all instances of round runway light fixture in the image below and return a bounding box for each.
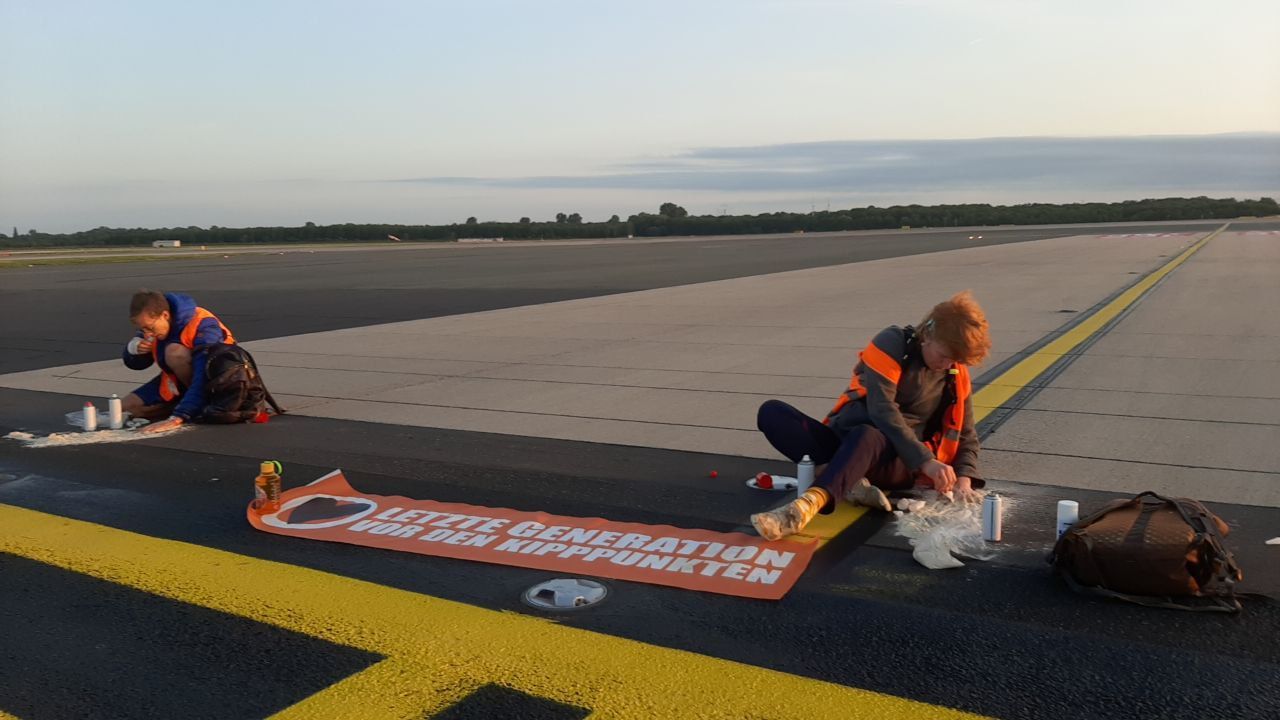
[522,578,608,611]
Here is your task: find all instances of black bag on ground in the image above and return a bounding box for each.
[1048,491,1244,613]
[194,344,286,424]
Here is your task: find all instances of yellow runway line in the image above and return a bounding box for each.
[1,503,988,719]
[971,225,1222,423]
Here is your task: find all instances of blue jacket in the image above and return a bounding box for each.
[122,292,234,420]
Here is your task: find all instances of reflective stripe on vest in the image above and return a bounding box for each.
[822,341,971,466]
[822,341,906,425]
[153,308,236,402]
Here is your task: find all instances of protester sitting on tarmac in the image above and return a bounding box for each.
[121,289,238,434]
[751,291,992,541]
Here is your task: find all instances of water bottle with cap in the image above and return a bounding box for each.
[796,455,815,498]
[254,461,283,514]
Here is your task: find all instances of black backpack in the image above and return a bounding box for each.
[195,344,285,424]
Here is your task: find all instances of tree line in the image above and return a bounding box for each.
[5,196,1275,248]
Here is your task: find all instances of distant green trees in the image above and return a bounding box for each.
[624,197,1278,237]
[4,196,1274,249]
[659,202,688,218]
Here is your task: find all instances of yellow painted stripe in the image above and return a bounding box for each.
[971,226,1222,422]
[0,503,988,720]
[810,225,1223,546]
[797,503,868,542]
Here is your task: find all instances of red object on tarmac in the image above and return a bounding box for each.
[709,470,718,478]
[253,411,270,424]
[755,472,774,489]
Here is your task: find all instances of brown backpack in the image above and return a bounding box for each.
[1049,491,1244,612]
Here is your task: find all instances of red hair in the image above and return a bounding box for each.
[920,291,991,366]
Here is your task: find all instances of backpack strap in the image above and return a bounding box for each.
[1164,496,1243,595]
[239,347,287,415]
[901,325,918,363]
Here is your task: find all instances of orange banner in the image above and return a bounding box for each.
[247,470,816,600]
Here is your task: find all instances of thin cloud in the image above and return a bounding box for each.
[390,133,1280,194]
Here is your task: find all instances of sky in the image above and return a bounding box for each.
[1,0,1278,234]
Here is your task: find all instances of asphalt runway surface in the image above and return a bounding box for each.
[2,221,1278,719]
[0,220,1243,375]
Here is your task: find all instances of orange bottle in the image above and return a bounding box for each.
[254,460,283,513]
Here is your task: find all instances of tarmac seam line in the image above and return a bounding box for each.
[980,447,1275,476]
[985,406,1280,427]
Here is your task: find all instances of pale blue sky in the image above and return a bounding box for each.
[2,0,1277,233]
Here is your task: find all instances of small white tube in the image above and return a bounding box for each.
[82,402,98,432]
[1057,500,1079,538]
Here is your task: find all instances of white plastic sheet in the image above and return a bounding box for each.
[893,490,996,570]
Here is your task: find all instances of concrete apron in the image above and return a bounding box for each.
[8,230,1261,503]
[983,230,1280,508]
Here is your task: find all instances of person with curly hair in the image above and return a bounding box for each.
[751,291,992,540]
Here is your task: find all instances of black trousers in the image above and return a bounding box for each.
[756,400,913,513]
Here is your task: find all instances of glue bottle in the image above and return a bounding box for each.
[254,460,283,514]
[796,455,815,497]
[82,402,98,432]
[107,394,124,430]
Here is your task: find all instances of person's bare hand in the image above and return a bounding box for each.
[137,334,156,354]
[920,459,957,495]
[141,416,184,434]
[954,477,980,503]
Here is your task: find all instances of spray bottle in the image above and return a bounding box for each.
[982,493,1003,542]
[82,402,98,432]
[254,460,283,514]
[796,455,815,498]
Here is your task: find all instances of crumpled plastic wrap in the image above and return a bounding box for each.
[894,490,995,570]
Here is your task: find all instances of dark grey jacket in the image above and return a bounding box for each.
[828,325,980,479]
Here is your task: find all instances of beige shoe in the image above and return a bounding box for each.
[845,478,893,512]
[751,503,809,541]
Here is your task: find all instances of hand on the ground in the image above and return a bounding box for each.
[141,416,184,434]
[954,477,979,503]
[920,459,957,495]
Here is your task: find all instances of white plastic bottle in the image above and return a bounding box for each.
[108,394,124,429]
[796,455,815,497]
[1056,500,1079,538]
[82,402,98,432]
[982,493,1003,542]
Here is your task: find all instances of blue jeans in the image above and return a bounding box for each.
[756,400,913,513]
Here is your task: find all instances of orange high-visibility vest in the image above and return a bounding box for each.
[153,307,236,401]
[823,336,971,466]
